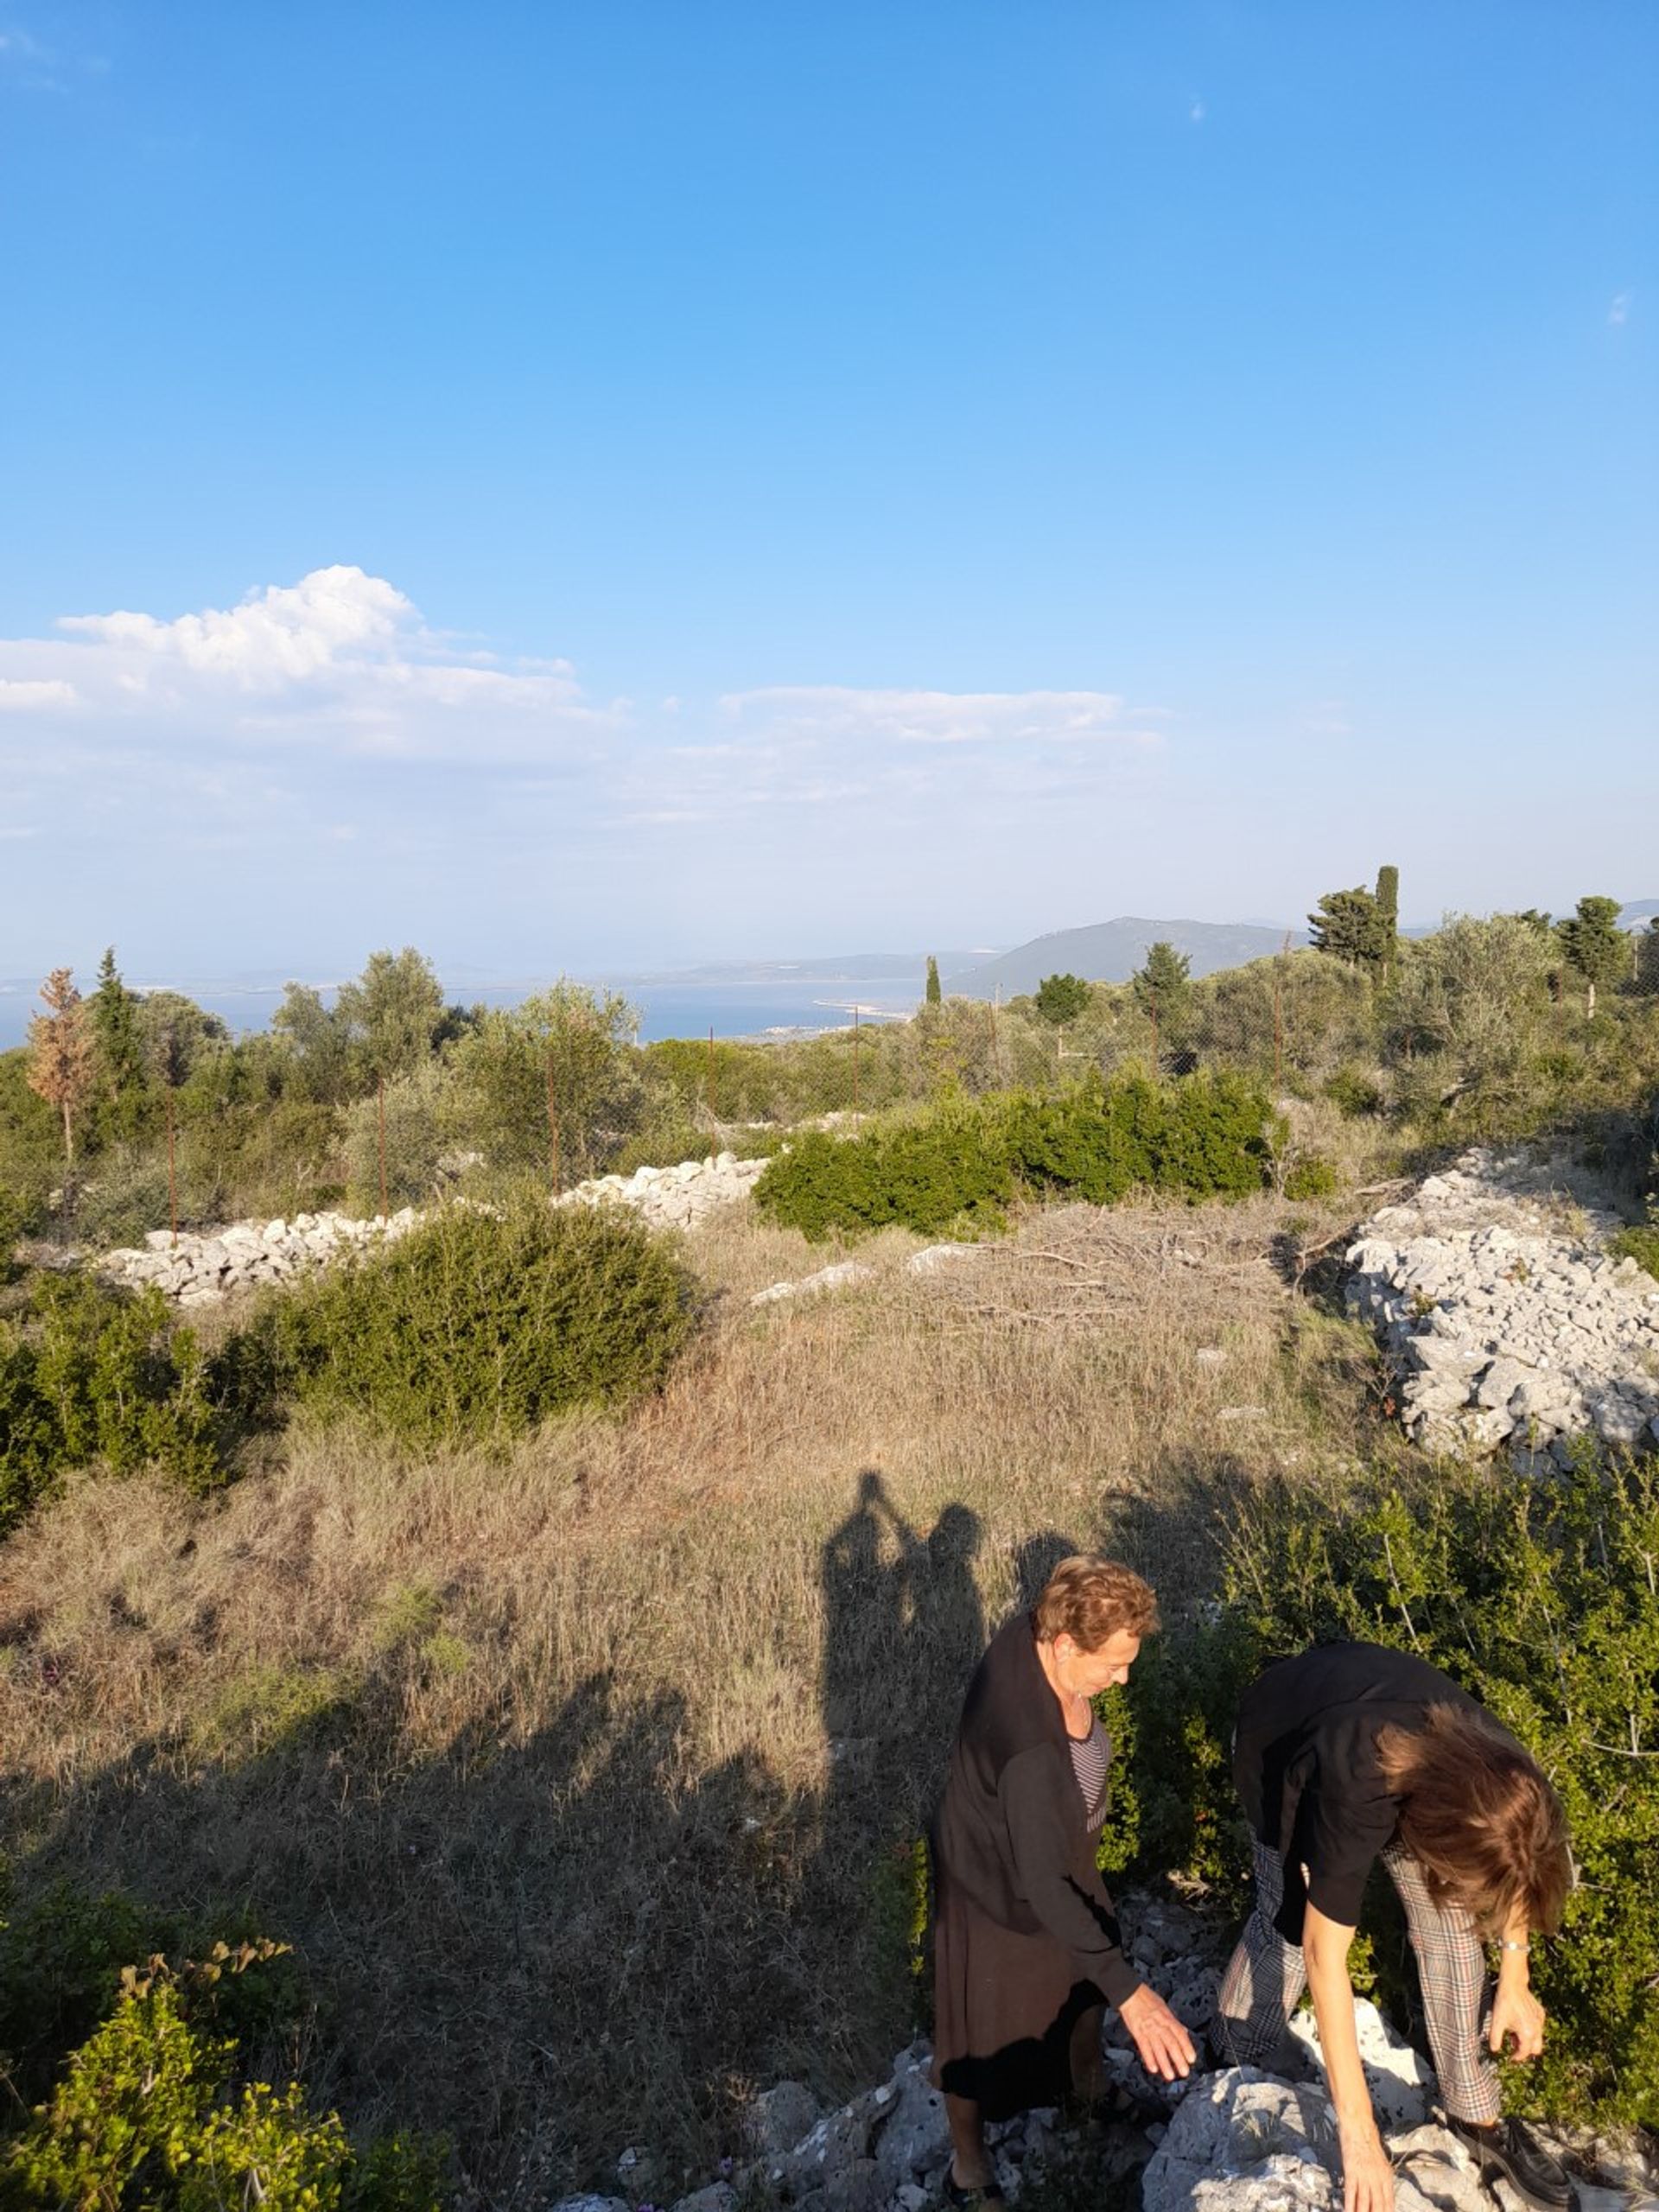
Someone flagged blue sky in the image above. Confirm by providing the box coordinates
[1,1,1654,980]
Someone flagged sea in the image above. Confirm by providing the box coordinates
[0,976,924,1052]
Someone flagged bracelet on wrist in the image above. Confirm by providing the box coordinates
[1497,1939,1529,1955]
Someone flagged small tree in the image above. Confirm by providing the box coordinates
[1555,896,1628,1017]
[1033,973,1090,1027]
[334,947,450,1079]
[1308,885,1387,972]
[26,969,97,1167]
[1132,941,1192,1026]
[453,981,645,1185]
[925,956,942,1007]
[91,947,148,1141]
[1374,866,1399,975]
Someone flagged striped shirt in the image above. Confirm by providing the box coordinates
[1068,1715,1111,1829]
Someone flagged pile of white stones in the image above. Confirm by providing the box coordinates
[1344,1145,1659,1464]
[558,1151,767,1233]
[98,1209,421,1307]
[557,1888,1655,2212]
[92,1152,772,1307]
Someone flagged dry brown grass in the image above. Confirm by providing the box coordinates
[0,1185,1386,2207]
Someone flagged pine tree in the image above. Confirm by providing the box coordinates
[1132,940,1192,1020]
[1555,896,1628,1016]
[1308,886,1385,970]
[27,969,97,1167]
[1033,973,1090,1027]
[925,956,942,1007]
[91,946,148,1139]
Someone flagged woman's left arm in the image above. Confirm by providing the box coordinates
[1488,1916,1547,2062]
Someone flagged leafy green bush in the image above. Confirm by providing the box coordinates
[341,1064,452,1213]
[1129,1456,1659,2125]
[1283,1153,1339,1200]
[1323,1065,1385,1119]
[0,1187,27,1285]
[1610,1220,1659,1281]
[753,1074,1274,1242]
[1,1278,225,1536]
[259,1201,696,1452]
[0,1946,446,2210]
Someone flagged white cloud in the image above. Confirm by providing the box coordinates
[719,685,1152,748]
[0,677,76,710]
[0,566,617,764]
[1608,289,1633,327]
[1190,99,1206,123]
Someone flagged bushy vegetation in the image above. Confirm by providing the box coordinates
[1117,1452,1659,2126]
[0,1922,446,2211]
[0,1278,229,1536]
[257,1201,697,1452]
[753,1072,1274,1241]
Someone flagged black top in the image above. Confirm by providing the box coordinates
[1233,1641,1492,1943]
[931,1611,1141,2009]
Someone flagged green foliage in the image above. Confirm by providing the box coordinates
[1555,895,1629,1005]
[1282,1154,1339,1200]
[1116,1615,1258,1905]
[1324,1065,1384,1119]
[753,1106,1014,1242]
[340,1063,454,1213]
[91,950,150,1146]
[1308,885,1389,973]
[1033,973,1091,1027]
[0,1186,28,1283]
[1609,1221,1659,1281]
[259,1201,696,1452]
[1192,1457,1659,2126]
[334,948,453,1082]
[1131,941,1192,1030]
[925,956,942,1007]
[451,982,645,1186]
[1,1277,224,1535]
[753,1074,1273,1241]
[1374,866,1400,971]
[0,1945,447,2212]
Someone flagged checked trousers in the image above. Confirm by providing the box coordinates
[1215,1840,1503,2124]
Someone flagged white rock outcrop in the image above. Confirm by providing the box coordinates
[559,1151,767,1234]
[1344,1146,1659,1460]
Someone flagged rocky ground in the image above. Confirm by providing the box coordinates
[1343,1144,1659,1463]
[556,1891,1656,2212]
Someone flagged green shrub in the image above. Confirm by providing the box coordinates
[1323,1065,1384,1119]
[0,1187,30,1284]
[341,1065,452,1213]
[1,1278,224,1536]
[259,1201,696,1452]
[0,1948,446,2210]
[1133,1456,1659,2126]
[1610,1220,1659,1281]
[753,1074,1274,1242]
[1283,1153,1339,1201]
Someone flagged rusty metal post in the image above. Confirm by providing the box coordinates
[1273,952,1285,1093]
[545,1049,562,1189]
[1149,984,1159,1075]
[708,1023,717,1115]
[378,1072,388,1219]
[852,1004,861,1115]
[166,1082,179,1243]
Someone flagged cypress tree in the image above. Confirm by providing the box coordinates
[925,956,942,1007]
[92,946,148,1139]
[1374,866,1400,973]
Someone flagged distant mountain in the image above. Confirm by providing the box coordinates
[1619,900,1659,927]
[946,918,1306,998]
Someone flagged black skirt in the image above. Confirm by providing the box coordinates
[929,1862,1105,2120]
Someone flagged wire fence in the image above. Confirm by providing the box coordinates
[10,939,1659,1254]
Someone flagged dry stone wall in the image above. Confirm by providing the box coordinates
[1344,1145,1659,1463]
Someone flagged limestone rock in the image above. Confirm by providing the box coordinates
[743,2079,823,2160]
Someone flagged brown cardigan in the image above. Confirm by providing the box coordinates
[932,1610,1141,2010]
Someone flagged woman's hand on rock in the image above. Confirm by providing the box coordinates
[1338,2122,1395,2212]
[1116,1985,1196,2082]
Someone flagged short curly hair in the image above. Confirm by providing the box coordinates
[1033,1555,1160,1651]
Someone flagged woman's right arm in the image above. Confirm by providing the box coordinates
[1302,1900,1394,2212]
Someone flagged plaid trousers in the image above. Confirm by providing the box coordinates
[1215,1839,1501,2124]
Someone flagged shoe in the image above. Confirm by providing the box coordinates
[1446,2116,1573,2210]
[943,2167,1006,2206]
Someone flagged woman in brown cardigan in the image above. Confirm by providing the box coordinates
[931,1557,1194,2201]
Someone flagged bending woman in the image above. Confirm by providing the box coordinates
[1217,1642,1573,2212]
[931,1557,1193,2202]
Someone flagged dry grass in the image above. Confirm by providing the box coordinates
[0,1185,1387,2207]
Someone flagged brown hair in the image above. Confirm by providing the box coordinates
[1377,1703,1573,1936]
[1033,1556,1160,1652]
